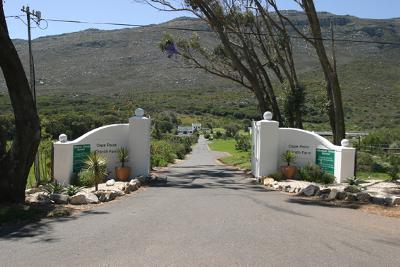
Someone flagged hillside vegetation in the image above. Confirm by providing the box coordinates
[1,11,400,132]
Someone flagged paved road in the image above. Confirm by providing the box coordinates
[1,136,400,267]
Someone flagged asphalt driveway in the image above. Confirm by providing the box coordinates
[1,136,399,267]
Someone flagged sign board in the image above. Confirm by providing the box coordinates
[316,148,335,174]
[73,144,91,173]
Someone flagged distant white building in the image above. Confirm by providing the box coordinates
[178,123,202,135]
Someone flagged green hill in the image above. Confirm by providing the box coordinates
[0,12,400,130]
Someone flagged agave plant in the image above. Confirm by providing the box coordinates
[64,185,82,196]
[84,151,108,191]
[117,147,129,168]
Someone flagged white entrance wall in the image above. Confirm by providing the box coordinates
[53,108,151,185]
[251,112,356,183]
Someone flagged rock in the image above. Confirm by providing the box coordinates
[130,179,141,187]
[356,192,372,203]
[106,179,116,186]
[385,196,400,206]
[326,189,338,201]
[371,196,386,205]
[345,193,357,202]
[318,188,331,196]
[288,187,297,193]
[299,185,320,197]
[344,185,361,193]
[95,190,117,202]
[263,178,275,186]
[25,192,52,204]
[70,192,99,205]
[25,187,43,195]
[113,189,125,197]
[336,191,347,200]
[283,185,291,192]
[319,193,329,200]
[49,193,69,204]
[272,184,281,190]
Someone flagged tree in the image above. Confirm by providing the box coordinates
[152,0,305,127]
[271,0,345,144]
[0,2,41,203]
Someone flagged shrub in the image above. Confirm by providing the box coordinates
[151,140,176,167]
[298,164,335,184]
[73,170,95,187]
[83,152,108,191]
[215,131,223,139]
[224,124,240,138]
[204,133,211,139]
[235,134,251,151]
[387,155,400,181]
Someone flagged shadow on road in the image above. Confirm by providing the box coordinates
[0,208,109,241]
[287,197,363,209]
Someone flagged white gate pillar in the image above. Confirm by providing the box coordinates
[253,112,280,177]
[128,108,151,178]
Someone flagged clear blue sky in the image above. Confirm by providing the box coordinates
[4,0,400,39]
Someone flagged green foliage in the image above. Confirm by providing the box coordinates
[234,134,251,151]
[73,170,95,187]
[359,128,400,148]
[117,147,129,167]
[43,181,64,194]
[83,152,108,190]
[344,185,362,193]
[387,155,400,181]
[65,185,81,196]
[215,131,223,139]
[298,164,336,184]
[346,176,362,186]
[281,151,296,166]
[151,134,198,167]
[151,140,176,167]
[224,124,240,138]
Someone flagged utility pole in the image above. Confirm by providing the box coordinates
[21,5,42,186]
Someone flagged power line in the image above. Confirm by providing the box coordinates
[7,15,400,46]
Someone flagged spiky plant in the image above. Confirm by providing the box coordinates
[282,150,296,166]
[84,151,108,191]
[117,147,129,168]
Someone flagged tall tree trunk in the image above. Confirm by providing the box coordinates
[0,3,41,203]
[302,0,345,144]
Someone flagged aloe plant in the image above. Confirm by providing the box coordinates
[84,151,108,191]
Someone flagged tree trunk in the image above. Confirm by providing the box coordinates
[302,0,345,144]
[0,3,41,203]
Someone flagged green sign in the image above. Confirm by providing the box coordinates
[73,144,91,173]
[316,148,335,174]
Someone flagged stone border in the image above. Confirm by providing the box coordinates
[262,178,400,207]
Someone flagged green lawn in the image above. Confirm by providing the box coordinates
[356,171,391,181]
[208,138,251,170]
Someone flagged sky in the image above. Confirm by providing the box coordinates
[4,0,400,39]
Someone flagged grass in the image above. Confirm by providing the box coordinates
[208,138,251,170]
[356,171,391,181]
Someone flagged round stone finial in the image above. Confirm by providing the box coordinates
[263,111,273,120]
[59,134,68,143]
[341,139,350,147]
[135,108,144,117]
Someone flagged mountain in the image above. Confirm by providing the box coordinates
[1,11,400,129]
